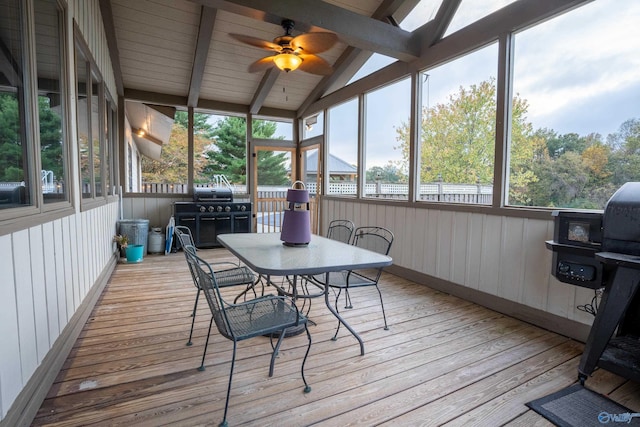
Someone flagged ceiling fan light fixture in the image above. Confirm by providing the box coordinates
[274,52,302,72]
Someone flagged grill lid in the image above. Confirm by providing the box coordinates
[193,187,233,202]
[603,182,640,255]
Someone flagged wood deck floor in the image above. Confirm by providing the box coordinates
[33,248,640,426]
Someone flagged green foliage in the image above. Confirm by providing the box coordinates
[0,93,62,182]
[366,163,405,183]
[203,116,288,185]
[394,78,640,209]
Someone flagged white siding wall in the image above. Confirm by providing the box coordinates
[71,0,117,97]
[0,203,119,420]
[323,199,597,327]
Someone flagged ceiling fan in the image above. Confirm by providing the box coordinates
[230,19,337,75]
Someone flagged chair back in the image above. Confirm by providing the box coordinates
[351,226,394,283]
[327,219,355,244]
[184,245,234,338]
[175,225,195,249]
[353,226,393,255]
[177,226,200,289]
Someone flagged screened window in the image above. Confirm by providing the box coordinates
[364,78,410,200]
[327,98,358,196]
[415,43,497,204]
[508,0,640,209]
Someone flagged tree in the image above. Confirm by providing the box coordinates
[203,116,289,185]
[0,93,63,182]
[366,163,405,183]
[396,78,540,203]
[142,118,210,183]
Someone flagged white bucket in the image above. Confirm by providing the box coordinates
[147,228,166,254]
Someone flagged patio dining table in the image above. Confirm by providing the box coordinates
[217,232,393,355]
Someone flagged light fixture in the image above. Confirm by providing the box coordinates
[305,114,318,131]
[273,52,302,72]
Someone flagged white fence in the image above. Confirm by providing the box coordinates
[139,181,493,204]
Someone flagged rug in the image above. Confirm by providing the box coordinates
[526,383,640,426]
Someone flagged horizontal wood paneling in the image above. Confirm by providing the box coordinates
[322,199,595,329]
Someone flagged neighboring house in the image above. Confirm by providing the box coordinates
[305,152,357,183]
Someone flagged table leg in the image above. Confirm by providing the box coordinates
[323,272,365,356]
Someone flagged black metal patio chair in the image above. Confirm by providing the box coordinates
[174,226,256,346]
[312,226,393,340]
[326,219,355,244]
[184,245,312,427]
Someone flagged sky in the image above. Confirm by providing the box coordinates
[323,0,640,168]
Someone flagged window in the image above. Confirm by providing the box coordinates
[0,0,30,210]
[193,112,246,187]
[36,0,69,204]
[327,98,358,196]
[1,0,71,213]
[254,117,292,140]
[444,0,518,37]
[415,43,498,204]
[364,78,411,200]
[74,33,115,203]
[508,0,640,209]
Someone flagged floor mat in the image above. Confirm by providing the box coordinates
[526,383,640,426]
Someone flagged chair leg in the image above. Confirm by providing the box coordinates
[187,288,201,346]
[269,330,287,377]
[220,341,238,427]
[198,316,214,371]
[344,288,353,309]
[302,322,312,393]
[376,285,389,330]
[332,290,342,341]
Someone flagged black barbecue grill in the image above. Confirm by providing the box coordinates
[546,182,640,384]
[174,187,252,248]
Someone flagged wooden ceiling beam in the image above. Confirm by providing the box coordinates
[188,0,420,62]
[298,0,419,117]
[249,67,279,115]
[411,0,462,51]
[188,6,217,108]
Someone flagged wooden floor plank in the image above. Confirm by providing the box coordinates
[32,250,640,427]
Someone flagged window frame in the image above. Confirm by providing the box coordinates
[0,0,74,226]
[73,26,116,209]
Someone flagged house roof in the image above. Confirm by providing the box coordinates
[306,151,356,174]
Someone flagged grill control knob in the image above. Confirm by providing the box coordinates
[208,206,215,213]
[199,205,206,213]
[225,206,231,212]
[240,205,246,212]
[217,205,223,212]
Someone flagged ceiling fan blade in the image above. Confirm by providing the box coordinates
[298,54,333,75]
[229,33,281,51]
[290,32,337,54]
[248,56,275,73]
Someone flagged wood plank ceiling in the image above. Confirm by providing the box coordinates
[103,0,445,118]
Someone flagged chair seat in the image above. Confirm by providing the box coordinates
[311,271,375,288]
[217,295,306,340]
[214,266,255,287]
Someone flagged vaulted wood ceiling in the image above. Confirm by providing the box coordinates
[100,0,589,124]
[101,0,455,119]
